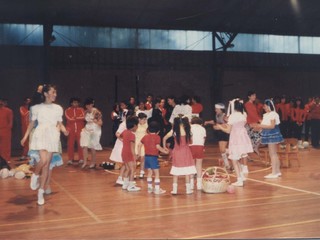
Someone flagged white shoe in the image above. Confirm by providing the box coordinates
[154,188,166,195]
[122,182,129,190]
[127,185,141,192]
[37,189,45,205]
[171,190,177,195]
[231,181,244,187]
[44,187,52,195]
[139,171,145,179]
[30,174,39,190]
[116,178,124,185]
[264,174,279,179]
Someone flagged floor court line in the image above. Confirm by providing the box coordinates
[52,179,103,223]
[1,195,317,235]
[186,218,320,239]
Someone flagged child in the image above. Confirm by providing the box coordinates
[138,121,169,194]
[135,112,148,178]
[110,110,135,185]
[204,103,230,169]
[80,98,103,169]
[121,116,140,191]
[253,99,284,179]
[190,117,206,190]
[163,115,197,195]
[217,99,253,187]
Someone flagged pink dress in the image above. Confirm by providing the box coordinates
[228,112,253,160]
[170,136,197,176]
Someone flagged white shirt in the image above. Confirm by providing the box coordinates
[31,103,63,125]
[227,112,247,125]
[169,104,192,124]
[261,111,280,125]
[190,124,206,146]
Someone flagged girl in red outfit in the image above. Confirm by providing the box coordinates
[121,116,140,191]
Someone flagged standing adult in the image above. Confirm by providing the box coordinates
[244,91,262,162]
[0,98,13,162]
[21,84,69,205]
[65,97,85,165]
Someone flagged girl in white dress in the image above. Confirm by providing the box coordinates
[21,84,69,205]
[80,98,103,169]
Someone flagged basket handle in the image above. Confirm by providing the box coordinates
[202,166,230,179]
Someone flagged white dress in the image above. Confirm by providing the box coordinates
[30,103,63,152]
[109,121,126,162]
[134,123,148,155]
[80,109,102,150]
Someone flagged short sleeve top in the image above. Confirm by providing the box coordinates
[31,103,63,125]
[261,111,280,125]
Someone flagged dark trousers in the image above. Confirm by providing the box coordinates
[304,120,311,141]
[279,120,289,138]
[293,123,303,140]
[311,119,320,147]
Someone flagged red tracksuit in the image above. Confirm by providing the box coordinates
[0,106,13,161]
[65,106,85,161]
[20,105,29,156]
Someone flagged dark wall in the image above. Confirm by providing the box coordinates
[1,46,320,152]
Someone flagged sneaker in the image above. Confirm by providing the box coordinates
[231,181,244,187]
[139,171,145,179]
[67,160,73,165]
[127,185,141,192]
[186,189,193,195]
[30,174,39,190]
[44,187,52,195]
[264,174,279,179]
[171,190,177,195]
[116,178,124,185]
[154,188,166,195]
[122,181,129,190]
[37,189,45,205]
[147,187,153,193]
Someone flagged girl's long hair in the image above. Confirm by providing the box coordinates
[173,115,191,145]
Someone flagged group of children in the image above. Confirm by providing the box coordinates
[111,109,207,195]
[111,95,285,194]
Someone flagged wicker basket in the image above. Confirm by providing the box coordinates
[202,166,230,193]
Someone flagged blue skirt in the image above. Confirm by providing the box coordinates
[261,125,284,144]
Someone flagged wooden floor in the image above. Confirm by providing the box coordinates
[1,144,320,239]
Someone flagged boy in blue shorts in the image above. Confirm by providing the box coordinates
[138,121,168,194]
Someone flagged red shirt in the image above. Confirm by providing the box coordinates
[276,103,290,121]
[121,129,135,162]
[141,133,161,156]
[291,108,306,124]
[19,105,29,128]
[244,101,261,124]
[310,104,320,120]
[65,107,85,133]
[0,106,13,130]
[191,103,203,114]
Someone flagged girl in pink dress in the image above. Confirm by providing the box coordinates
[163,116,196,195]
[217,99,253,187]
